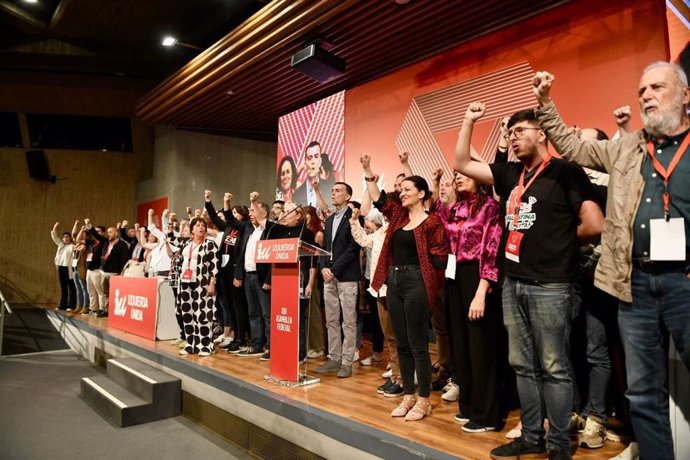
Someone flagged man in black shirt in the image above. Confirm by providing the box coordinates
[86,220,130,318]
[454,104,603,460]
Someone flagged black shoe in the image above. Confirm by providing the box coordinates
[431,377,448,391]
[454,412,471,423]
[548,448,571,460]
[462,421,496,433]
[489,438,548,460]
[225,341,243,353]
[377,379,394,394]
[96,311,108,318]
[383,381,404,397]
[259,351,270,361]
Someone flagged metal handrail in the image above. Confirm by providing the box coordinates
[0,288,13,356]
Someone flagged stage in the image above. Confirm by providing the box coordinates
[44,306,622,460]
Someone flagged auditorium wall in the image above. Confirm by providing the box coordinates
[343,0,669,194]
[0,72,155,304]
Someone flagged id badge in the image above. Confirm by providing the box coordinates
[182,269,193,281]
[445,255,456,280]
[650,218,686,261]
[221,254,230,267]
[86,253,93,262]
[505,231,524,263]
[72,259,78,268]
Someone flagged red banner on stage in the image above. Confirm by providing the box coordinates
[255,238,299,263]
[109,276,158,340]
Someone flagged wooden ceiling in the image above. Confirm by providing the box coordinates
[136,0,569,139]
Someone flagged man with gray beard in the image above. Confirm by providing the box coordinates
[533,62,690,460]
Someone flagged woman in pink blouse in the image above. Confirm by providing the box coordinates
[433,169,504,433]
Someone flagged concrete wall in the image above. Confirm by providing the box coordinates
[136,126,276,214]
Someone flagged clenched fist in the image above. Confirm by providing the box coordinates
[532,71,555,105]
[464,102,486,122]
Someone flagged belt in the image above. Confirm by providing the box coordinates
[246,271,257,274]
[392,265,420,272]
[632,259,687,274]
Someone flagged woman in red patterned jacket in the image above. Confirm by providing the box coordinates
[360,153,450,421]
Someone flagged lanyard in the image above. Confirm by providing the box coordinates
[186,241,197,272]
[509,155,552,228]
[646,131,690,221]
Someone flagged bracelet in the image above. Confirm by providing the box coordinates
[364,175,377,182]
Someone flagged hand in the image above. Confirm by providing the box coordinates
[304,283,313,298]
[186,206,192,216]
[74,219,80,226]
[207,283,216,298]
[261,283,271,291]
[204,190,212,202]
[359,153,371,172]
[432,168,443,182]
[398,151,409,164]
[122,220,129,228]
[224,192,233,203]
[233,278,243,288]
[613,105,632,128]
[84,218,91,226]
[468,295,485,321]
[134,223,140,231]
[250,192,260,203]
[498,116,510,149]
[349,205,361,221]
[321,268,334,282]
[116,221,121,229]
[499,116,510,137]
[148,208,154,216]
[162,208,169,219]
[53,222,60,231]
[532,71,555,105]
[465,102,486,122]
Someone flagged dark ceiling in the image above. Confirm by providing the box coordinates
[0,0,265,79]
[1,0,570,140]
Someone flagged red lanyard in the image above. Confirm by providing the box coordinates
[646,131,690,220]
[509,154,552,228]
[186,241,197,271]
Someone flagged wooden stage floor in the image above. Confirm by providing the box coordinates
[47,306,624,460]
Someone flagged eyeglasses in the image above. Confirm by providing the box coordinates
[504,127,541,141]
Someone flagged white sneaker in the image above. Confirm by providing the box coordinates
[442,377,454,392]
[505,421,522,439]
[360,353,383,366]
[178,340,188,349]
[217,337,233,348]
[213,334,226,344]
[382,368,393,379]
[441,383,459,402]
[609,442,639,460]
[307,349,324,359]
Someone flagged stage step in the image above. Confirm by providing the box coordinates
[80,358,181,427]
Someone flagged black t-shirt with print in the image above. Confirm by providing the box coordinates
[489,158,597,283]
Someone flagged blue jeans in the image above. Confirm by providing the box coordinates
[503,277,576,452]
[619,269,690,460]
[245,273,271,351]
[73,271,88,307]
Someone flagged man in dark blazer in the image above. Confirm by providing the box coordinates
[314,182,362,378]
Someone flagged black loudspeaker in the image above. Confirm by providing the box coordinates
[25,150,55,183]
[291,43,345,83]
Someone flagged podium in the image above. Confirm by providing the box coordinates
[255,237,331,386]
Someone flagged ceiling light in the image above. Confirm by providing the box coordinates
[24,0,39,3]
[162,36,178,47]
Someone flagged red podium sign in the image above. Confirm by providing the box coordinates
[109,276,158,340]
[256,238,300,382]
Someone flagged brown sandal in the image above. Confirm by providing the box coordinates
[404,399,432,421]
[391,396,416,417]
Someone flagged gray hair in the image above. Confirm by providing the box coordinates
[643,61,688,88]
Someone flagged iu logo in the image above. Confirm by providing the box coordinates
[256,243,271,261]
[113,289,127,317]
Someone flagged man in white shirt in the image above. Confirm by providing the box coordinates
[51,221,76,310]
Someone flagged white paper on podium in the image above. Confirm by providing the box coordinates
[650,218,686,261]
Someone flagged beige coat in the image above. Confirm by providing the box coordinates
[537,102,647,302]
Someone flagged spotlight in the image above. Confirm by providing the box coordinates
[162,36,178,47]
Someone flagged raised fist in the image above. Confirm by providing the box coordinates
[122,220,129,228]
[204,190,212,202]
[359,153,371,171]
[465,102,486,122]
[532,71,555,103]
[499,116,510,136]
[432,168,444,182]
[148,208,154,216]
[224,192,233,202]
[398,151,409,164]
[613,105,632,128]
[186,206,192,215]
[250,192,260,203]
[53,222,60,230]
[84,218,91,225]
[349,205,361,221]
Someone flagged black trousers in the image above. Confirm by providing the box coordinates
[216,269,237,331]
[364,279,384,353]
[447,261,501,426]
[57,266,76,309]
